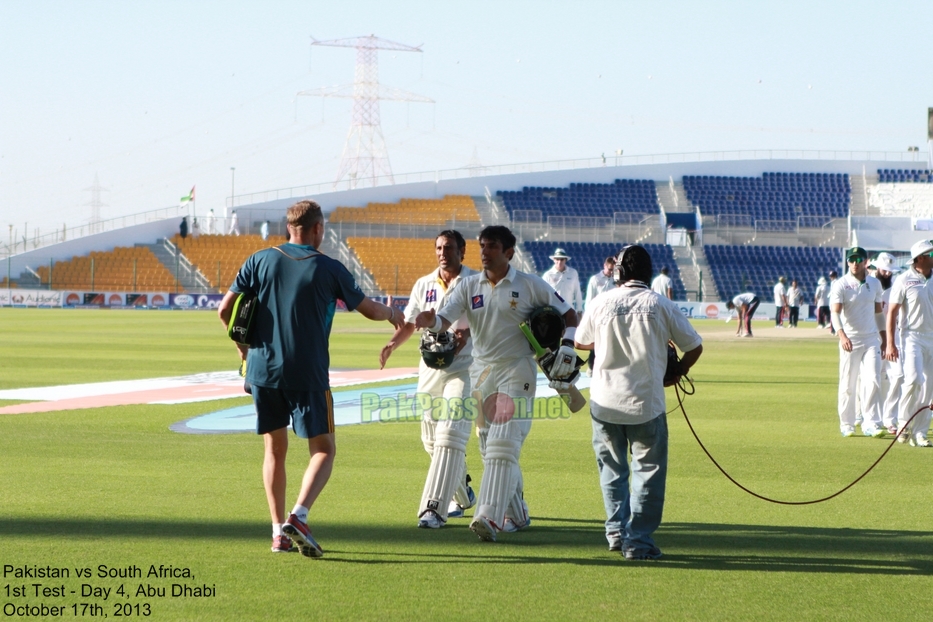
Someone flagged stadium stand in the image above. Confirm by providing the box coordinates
[346,237,483,296]
[1,276,14,288]
[172,234,280,290]
[522,241,686,300]
[704,244,841,301]
[328,195,480,225]
[877,169,933,183]
[497,179,659,222]
[36,246,177,291]
[683,172,850,229]
[869,170,933,217]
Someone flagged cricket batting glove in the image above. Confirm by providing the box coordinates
[549,344,579,380]
[548,376,578,391]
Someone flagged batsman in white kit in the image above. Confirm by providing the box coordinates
[416,226,578,542]
[379,231,478,528]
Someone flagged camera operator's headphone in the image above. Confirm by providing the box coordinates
[612,245,634,285]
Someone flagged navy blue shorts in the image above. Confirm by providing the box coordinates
[251,386,334,438]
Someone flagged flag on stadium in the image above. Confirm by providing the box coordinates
[180,186,196,205]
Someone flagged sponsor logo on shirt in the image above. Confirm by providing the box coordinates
[471,294,484,309]
[511,291,519,297]
[425,289,437,303]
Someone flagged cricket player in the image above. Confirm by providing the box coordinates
[219,200,405,557]
[831,246,886,438]
[873,253,902,435]
[773,276,788,327]
[885,240,933,447]
[379,230,478,528]
[415,226,577,542]
[585,256,617,310]
[726,292,759,337]
[542,247,584,312]
[650,267,674,300]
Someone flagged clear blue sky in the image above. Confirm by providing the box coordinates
[1,0,931,237]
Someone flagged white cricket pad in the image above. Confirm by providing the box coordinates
[474,421,523,529]
[419,419,471,521]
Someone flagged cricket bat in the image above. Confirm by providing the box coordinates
[471,365,492,433]
[518,322,587,413]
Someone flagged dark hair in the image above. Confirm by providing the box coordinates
[660,266,669,275]
[726,301,736,310]
[604,255,616,265]
[615,245,653,284]
[437,229,466,251]
[478,225,516,251]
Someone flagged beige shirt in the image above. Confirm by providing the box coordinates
[578,285,702,425]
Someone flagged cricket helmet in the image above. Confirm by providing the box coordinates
[420,330,458,369]
[527,305,565,352]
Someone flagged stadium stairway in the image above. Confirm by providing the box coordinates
[671,245,719,301]
[142,240,210,292]
[849,174,871,216]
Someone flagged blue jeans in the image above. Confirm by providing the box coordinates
[591,413,668,554]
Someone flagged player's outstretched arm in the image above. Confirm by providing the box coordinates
[380,322,416,369]
[414,308,452,333]
[357,297,406,329]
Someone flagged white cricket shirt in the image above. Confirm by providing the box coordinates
[829,273,883,341]
[889,267,933,335]
[585,272,615,310]
[732,292,757,307]
[814,283,829,307]
[438,265,571,364]
[404,266,477,373]
[650,274,673,298]
[542,265,584,311]
[773,282,786,306]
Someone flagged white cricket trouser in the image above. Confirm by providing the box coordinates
[838,337,882,431]
[417,364,472,520]
[882,356,904,430]
[897,332,933,438]
[471,357,537,530]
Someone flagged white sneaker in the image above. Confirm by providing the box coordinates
[909,434,932,448]
[469,516,498,542]
[502,500,531,533]
[417,510,443,529]
[862,426,886,438]
[841,426,855,438]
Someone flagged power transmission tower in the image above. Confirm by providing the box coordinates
[298,35,433,189]
[84,173,109,233]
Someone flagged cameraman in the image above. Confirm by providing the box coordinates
[575,245,702,560]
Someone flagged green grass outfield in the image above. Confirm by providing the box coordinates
[1,308,931,621]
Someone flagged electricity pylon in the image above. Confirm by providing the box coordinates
[298,35,433,189]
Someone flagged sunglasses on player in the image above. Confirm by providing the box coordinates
[847,257,864,264]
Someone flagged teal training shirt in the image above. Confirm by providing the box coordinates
[231,243,366,391]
